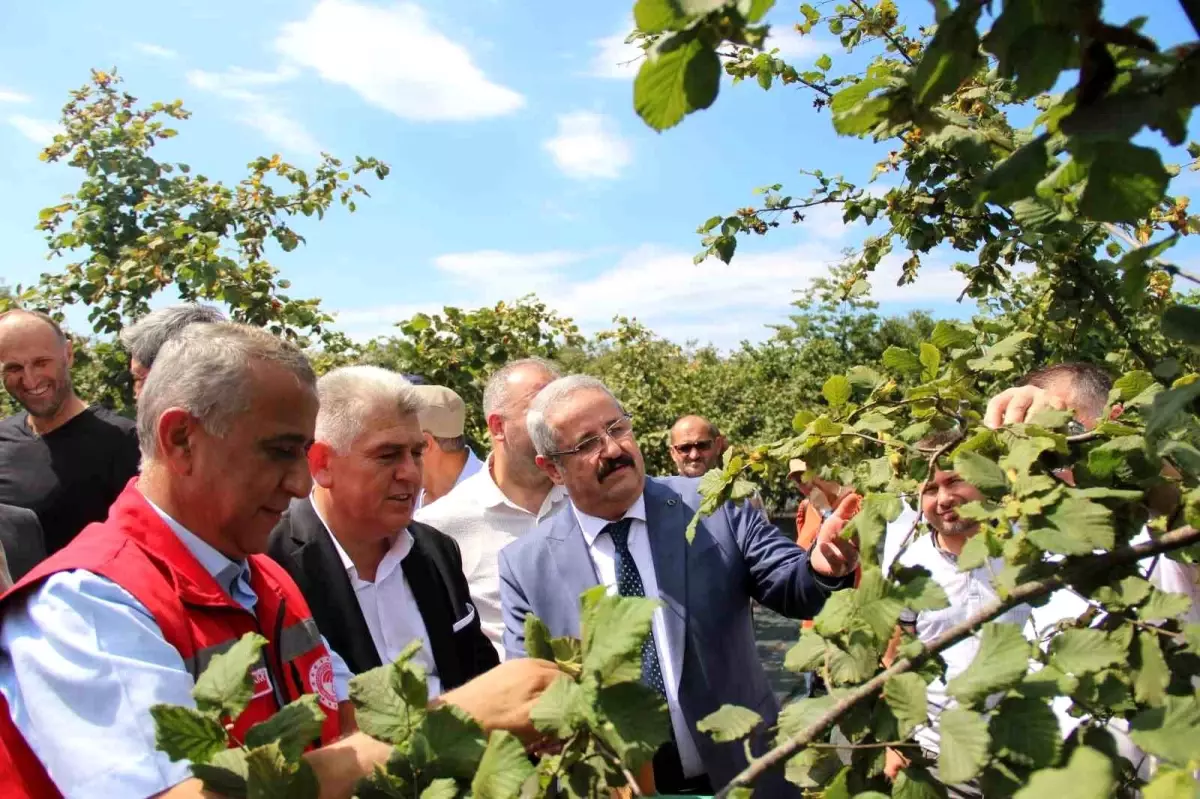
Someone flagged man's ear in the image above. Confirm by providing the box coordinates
[535,454,565,486]
[308,441,336,488]
[715,434,727,453]
[156,408,199,474]
[422,431,436,452]
[486,412,505,443]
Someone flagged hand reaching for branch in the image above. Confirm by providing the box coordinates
[984,385,1064,428]
[810,493,862,578]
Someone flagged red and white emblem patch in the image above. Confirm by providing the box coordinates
[250,666,273,700]
[309,654,338,710]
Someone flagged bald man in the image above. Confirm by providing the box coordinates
[668,415,727,478]
[0,310,140,555]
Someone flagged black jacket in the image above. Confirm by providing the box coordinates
[267,498,497,690]
[0,502,46,587]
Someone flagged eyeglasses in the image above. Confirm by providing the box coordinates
[548,414,634,459]
[672,439,714,456]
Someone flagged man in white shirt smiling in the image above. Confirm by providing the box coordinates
[415,358,570,657]
[269,366,498,695]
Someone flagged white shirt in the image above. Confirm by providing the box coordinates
[415,456,569,659]
[574,495,705,779]
[311,501,442,698]
[415,449,485,511]
[896,532,1032,754]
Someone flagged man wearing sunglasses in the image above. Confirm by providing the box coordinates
[668,416,726,477]
[498,376,860,796]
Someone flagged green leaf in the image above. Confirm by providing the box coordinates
[929,321,974,351]
[191,749,249,797]
[947,623,1030,706]
[1139,587,1193,622]
[910,2,983,106]
[245,741,319,799]
[988,697,1061,769]
[891,565,950,612]
[1077,142,1170,223]
[420,779,459,799]
[697,704,764,743]
[633,0,686,33]
[192,632,267,719]
[529,675,584,738]
[951,451,1008,498]
[882,346,923,376]
[1145,380,1200,439]
[776,692,841,743]
[1143,769,1200,799]
[883,673,927,738]
[596,680,671,765]
[1130,694,1200,766]
[785,631,827,673]
[1013,746,1113,799]
[471,731,536,799]
[414,704,486,779]
[1132,630,1170,707]
[244,695,324,760]
[1162,305,1200,348]
[1028,497,1115,555]
[634,36,720,132]
[151,704,228,763]
[524,614,554,660]
[1049,629,1124,675]
[744,0,775,23]
[967,331,1033,372]
[831,78,889,136]
[918,343,941,382]
[349,655,427,745]
[892,767,946,799]
[816,53,833,71]
[937,708,990,785]
[785,748,843,788]
[581,593,660,685]
[978,134,1050,205]
[1112,370,1157,401]
[823,374,852,407]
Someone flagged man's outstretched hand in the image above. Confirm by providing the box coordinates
[984,385,1062,428]
[809,493,862,578]
[436,657,562,742]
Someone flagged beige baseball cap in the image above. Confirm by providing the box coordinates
[414,385,466,438]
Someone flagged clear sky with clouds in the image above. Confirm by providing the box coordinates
[1,0,1196,349]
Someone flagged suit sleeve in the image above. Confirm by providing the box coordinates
[730,500,852,619]
[497,547,531,661]
[443,536,499,674]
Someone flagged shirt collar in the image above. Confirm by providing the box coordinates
[143,496,247,597]
[575,493,647,548]
[474,453,569,519]
[310,492,414,581]
[457,449,484,485]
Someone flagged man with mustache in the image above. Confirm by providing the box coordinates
[268,366,497,693]
[668,415,726,478]
[883,431,1032,793]
[416,358,570,657]
[0,310,140,556]
[500,375,861,795]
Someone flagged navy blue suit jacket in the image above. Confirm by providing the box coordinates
[499,475,849,791]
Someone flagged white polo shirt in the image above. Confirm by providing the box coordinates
[414,456,569,658]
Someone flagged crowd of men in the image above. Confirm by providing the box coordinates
[0,304,1195,798]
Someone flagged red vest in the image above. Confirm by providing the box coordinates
[0,483,342,798]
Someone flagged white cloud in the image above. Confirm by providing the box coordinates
[186,67,320,157]
[8,115,60,145]
[333,244,969,347]
[543,112,632,180]
[134,42,178,59]
[765,27,829,61]
[0,89,31,104]
[589,19,643,79]
[275,0,523,121]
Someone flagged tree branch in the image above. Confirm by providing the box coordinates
[849,0,915,65]
[715,524,1200,797]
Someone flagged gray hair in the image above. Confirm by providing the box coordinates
[120,304,227,368]
[315,365,421,453]
[137,322,315,459]
[482,357,561,419]
[527,374,621,459]
[432,434,467,453]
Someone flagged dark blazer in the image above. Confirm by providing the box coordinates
[500,476,852,793]
[267,498,497,690]
[0,503,47,588]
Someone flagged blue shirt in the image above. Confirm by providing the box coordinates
[0,498,352,799]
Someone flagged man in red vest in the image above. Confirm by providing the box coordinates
[0,322,559,799]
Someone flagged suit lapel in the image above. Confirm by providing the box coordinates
[401,532,460,689]
[292,499,381,674]
[643,479,690,690]
[547,510,601,616]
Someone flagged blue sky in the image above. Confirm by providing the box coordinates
[1,0,1196,349]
